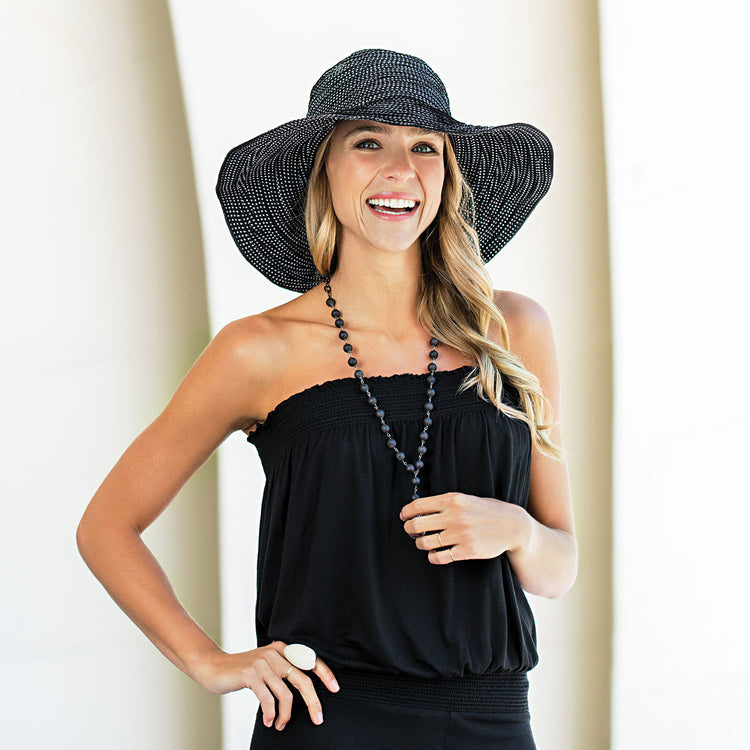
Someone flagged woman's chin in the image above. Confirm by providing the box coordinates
[363,227,425,255]
[369,238,422,257]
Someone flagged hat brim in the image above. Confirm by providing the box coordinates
[216,102,552,292]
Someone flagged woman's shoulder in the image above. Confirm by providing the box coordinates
[211,295,320,376]
[493,289,550,327]
[209,312,283,375]
[491,289,556,365]
[207,291,334,426]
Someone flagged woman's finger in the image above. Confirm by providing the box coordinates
[404,512,445,537]
[415,531,452,551]
[264,642,339,725]
[400,492,459,521]
[269,640,339,693]
[312,655,340,693]
[286,669,324,725]
[244,670,279,728]
[427,545,460,565]
[255,660,294,730]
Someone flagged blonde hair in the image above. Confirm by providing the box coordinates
[305,128,561,459]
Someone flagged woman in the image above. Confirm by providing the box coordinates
[78,49,576,749]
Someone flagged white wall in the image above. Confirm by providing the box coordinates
[0,2,220,748]
[166,1,612,748]
[598,3,750,747]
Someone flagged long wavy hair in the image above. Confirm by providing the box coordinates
[305,128,561,459]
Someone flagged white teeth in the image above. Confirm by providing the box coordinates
[367,197,417,209]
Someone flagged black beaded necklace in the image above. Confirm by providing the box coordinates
[323,276,438,503]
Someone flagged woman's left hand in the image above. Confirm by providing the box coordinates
[400,492,530,565]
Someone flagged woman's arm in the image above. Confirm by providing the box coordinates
[77,317,338,730]
[499,290,577,598]
[400,291,577,599]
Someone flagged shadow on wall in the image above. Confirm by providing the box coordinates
[97,0,223,745]
[0,0,221,747]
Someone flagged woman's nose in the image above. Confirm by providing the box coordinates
[382,149,415,182]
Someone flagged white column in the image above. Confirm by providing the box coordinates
[598,2,750,747]
[0,2,220,748]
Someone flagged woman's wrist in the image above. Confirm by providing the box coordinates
[181,642,228,690]
[506,502,535,557]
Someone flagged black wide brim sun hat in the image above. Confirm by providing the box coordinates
[217,48,553,293]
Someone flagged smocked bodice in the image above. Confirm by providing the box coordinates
[247,366,537,678]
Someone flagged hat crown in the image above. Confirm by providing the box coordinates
[307,49,452,118]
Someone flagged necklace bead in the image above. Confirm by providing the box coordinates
[323,276,439,504]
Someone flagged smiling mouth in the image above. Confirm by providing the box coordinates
[366,197,419,215]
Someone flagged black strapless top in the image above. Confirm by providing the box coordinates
[246,366,537,678]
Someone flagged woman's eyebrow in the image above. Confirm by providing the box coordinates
[343,124,441,140]
[342,124,389,139]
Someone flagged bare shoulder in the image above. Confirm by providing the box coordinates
[204,303,307,411]
[160,313,278,437]
[492,290,555,361]
[490,289,561,410]
[202,289,335,429]
[209,311,288,377]
[493,289,551,331]
[209,290,320,372]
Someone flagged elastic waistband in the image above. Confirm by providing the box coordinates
[331,669,529,714]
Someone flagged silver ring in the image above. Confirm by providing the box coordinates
[438,532,445,548]
[448,547,455,562]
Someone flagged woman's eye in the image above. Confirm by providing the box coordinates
[413,143,439,154]
[354,140,379,150]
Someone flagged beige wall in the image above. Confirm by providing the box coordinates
[481,5,613,747]
[0,2,220,748]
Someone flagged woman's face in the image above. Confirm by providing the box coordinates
[324,120,445,259]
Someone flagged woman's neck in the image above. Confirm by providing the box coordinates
[327,246,424,336]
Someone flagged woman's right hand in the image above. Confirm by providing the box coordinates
[196,641,340,731]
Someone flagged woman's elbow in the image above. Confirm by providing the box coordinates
[76,507,98,565]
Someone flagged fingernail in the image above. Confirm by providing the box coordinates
[399,511,403,520]
[331,679,340,691]
[314,712,324,725]
[264,718,273,728]
[277,723,286,731]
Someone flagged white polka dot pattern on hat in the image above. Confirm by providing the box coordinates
[216,49,553,293]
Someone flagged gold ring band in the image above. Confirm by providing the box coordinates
[448,547,455,562]
[438,531,445,547]
[284,666,295,678]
